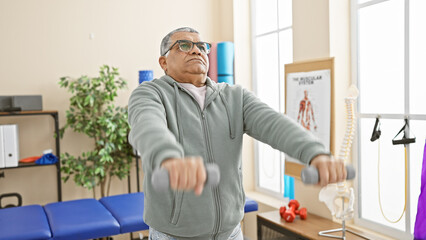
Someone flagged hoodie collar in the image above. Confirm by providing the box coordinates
[161,75,218,92]
[162,75,234,139]
[161,75,220,110]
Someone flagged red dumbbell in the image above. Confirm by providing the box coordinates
[279,200,308,222]
[296,207,307,220]
[279,205,287,218]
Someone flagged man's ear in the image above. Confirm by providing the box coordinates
[159,56,167,72]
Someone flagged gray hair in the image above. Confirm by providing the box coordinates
[160,27,199,56]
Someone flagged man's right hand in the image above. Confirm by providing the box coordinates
[160,157,207,196]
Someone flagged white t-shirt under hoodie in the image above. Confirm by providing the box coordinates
[178,82,207,110]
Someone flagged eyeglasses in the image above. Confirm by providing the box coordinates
[163,40,211,56]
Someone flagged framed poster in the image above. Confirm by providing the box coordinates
[284,57,334,179]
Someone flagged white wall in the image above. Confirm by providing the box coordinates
[233,0,255,192]
[293,0,330,61]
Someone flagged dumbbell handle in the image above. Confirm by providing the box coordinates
[152,163,220,192]
[301,165,355,184]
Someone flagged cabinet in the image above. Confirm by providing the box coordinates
[0,110,62,203]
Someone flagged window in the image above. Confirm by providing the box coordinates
[252,0,293,197]
[353,0,426,238]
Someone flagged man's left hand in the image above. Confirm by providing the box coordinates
[309,154,347,187]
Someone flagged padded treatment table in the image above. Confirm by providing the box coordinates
[0,193,257,239]
[99,193,256,233]
[44,199,120,240]
[100,192,149,233]
[0,205,52,240]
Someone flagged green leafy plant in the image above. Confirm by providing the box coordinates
[59,65,134,198]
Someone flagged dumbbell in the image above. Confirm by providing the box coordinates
[301,165,356,184]
[152,163,220,192]
[279,199,307,222]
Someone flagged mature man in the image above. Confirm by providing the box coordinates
[128,27,346,240]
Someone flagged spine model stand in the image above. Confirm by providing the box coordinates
[318,85,369,239]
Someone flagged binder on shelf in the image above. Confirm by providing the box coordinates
[0,126,4,168]
[1,124,19,168]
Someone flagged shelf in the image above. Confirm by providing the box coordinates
[0,162,57,169]
[0,110,62,202]
[0,110,58,116]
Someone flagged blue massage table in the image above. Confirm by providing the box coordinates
[0,192,257,240]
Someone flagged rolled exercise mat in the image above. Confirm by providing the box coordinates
[283,175,295,200]
[207,43,218,82]
[139,70,153,84]
[217,76,234,85]
[217,41,234,85]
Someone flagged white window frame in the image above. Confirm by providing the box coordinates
[351,0,426,239]
[251,0,293,199]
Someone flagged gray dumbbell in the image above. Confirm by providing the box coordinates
[301,165,355,184]
[152,163,220,192]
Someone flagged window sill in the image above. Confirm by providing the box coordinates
[245,190,287,210]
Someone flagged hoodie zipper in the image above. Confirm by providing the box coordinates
[219,92,235,139]
[175,85,222,239]
[201,112,221,239]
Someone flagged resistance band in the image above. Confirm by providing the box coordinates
[377,138,407,223]
[373,118,415,223]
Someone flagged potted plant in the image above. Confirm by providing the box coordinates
[59,65,134,198]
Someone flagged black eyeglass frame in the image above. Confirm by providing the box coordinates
[162,40,212,56]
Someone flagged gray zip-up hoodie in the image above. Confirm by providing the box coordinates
[128,75,329,239]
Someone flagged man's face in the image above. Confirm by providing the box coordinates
[159,31,209,85]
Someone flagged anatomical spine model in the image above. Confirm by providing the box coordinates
[319,85,359,221]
